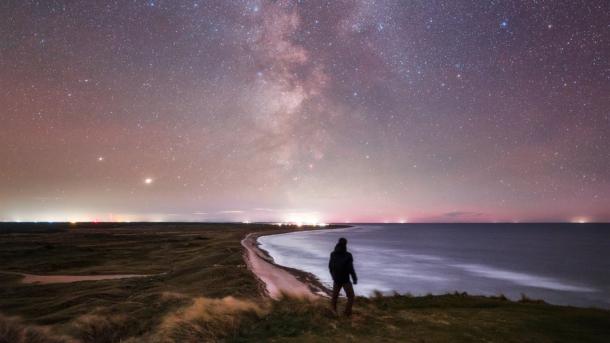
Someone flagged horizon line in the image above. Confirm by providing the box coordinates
[0,221,608,225]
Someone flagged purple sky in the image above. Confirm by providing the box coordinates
[1,1,609,223]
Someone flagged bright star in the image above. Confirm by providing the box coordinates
[144,178,154,185]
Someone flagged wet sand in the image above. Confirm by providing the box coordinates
[242,230,330,300]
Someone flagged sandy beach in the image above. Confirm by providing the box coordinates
[241,229,331,300]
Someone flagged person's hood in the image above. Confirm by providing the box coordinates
[334,242,347,253]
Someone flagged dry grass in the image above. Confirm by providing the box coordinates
[157,296,265,342]
[0,314,70,343]
[2,288,610,343]
[69,314,132,343]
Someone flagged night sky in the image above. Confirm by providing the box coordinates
[1,1,609,223]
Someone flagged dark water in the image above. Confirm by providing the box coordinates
[259,223,610,308]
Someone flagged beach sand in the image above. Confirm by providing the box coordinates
[242,230,330,299]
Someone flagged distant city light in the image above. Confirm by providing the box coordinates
[281,211,327,227]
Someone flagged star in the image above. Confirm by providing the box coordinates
[1,0,608,223]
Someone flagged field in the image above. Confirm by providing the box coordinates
[1,223,609,342]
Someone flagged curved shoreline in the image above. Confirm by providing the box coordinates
[241,227,339,299]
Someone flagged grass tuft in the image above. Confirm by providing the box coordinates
[519,293,546,304]
[70,314,132,343]
[0,314,69,343]
[157,296,265,342]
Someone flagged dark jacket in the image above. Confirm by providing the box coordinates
[329,245,357,284]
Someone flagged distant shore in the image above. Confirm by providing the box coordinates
[242,225,350,299]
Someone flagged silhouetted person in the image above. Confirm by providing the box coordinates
[329,237,357,316]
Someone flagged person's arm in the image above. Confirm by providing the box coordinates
[348,253,358,284]
[329,253,335,280]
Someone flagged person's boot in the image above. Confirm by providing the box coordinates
[344,296,354,316]
[331,298,338,315]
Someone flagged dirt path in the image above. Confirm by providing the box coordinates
[242,232,323,300]
[0,270,151,284]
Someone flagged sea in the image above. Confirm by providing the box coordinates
[259,223,610,308]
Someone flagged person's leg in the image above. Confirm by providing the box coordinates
[343,282,354,316]
[331,282,341,313]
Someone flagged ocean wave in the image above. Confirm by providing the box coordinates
[451,263,597,293]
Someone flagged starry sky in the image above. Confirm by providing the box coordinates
[1,0,609,223]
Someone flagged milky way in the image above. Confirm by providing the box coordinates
[1,1,609,223]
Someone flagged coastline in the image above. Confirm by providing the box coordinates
[2,223,609,341]
[242,225,349,299]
